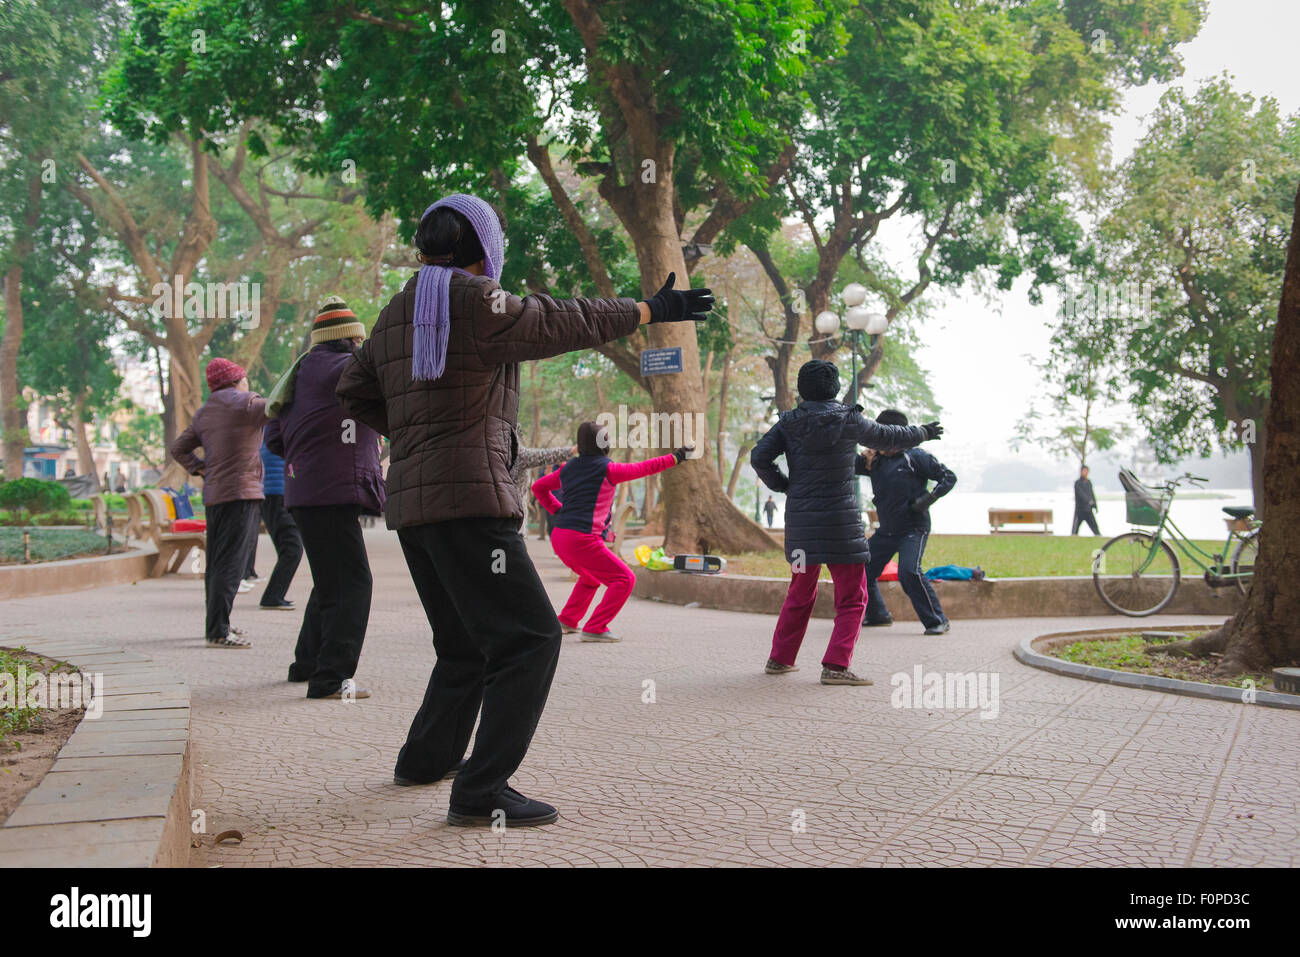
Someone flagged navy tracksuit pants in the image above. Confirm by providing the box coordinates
[864,529,946,629]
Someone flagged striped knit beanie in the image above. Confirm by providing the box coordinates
[310,295,366,345]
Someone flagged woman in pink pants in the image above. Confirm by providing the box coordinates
[532,421,689,642]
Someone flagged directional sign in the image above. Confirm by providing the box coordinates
[640,347,683,376]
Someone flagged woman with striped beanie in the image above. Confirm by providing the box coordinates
[265,295,385,701]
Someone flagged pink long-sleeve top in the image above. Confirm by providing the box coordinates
[533,452,677,538]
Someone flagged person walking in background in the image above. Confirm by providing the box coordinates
[752,361,941,685]
[508,430,574,535]
[170,358,268,649]
[763,495,778,528]
[255,432,303,610]
[266,296,384,700]
[859,409,957,636]
[1072,464,1101,535]
[533,421,688,642]
[337,192,713,828]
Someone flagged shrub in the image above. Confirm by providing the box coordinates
[0,479,73,522]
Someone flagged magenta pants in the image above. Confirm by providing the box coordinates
[769,562,867,669]
[550,528,637,634]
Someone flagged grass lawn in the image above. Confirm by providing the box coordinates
[1046,632,1276,692]
[0,528,110,564]
[727,533,1225,579]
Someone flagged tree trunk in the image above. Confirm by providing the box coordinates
[1,169,41,478]
[1151,184,1300,674]
[1247,416,1267,521]
[715,349,731,481]
[70,393,100,492]
[726,440,755,499]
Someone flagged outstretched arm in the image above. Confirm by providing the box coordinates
[605,453,679,484]
[512,445,571,483]
[849,411,929,451]
[750,424,790,493]
[469,277,643,365]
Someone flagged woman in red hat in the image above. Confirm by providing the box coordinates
[170,358,269,648]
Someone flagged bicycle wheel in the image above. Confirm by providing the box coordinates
[1231,529,1260,597]
[1092,532,1181,617]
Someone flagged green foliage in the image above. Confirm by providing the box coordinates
[113,402,165,469]
[1063,78,1300,463]
[0,478,73,520]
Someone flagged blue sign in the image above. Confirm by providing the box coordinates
[640,347,683,376]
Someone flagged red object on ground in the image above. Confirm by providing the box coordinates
[878,560,899,582]
[173,519,206,532]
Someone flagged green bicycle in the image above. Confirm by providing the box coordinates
[1091,468,1260,617]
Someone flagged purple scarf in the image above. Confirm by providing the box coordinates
[411,193,505,381]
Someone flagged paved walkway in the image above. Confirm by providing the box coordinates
[1,529,1295,867]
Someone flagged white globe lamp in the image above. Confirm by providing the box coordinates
[844,305,872,331]
[814,310,840,335]
[841,283,868,307]
[864,311,889,336]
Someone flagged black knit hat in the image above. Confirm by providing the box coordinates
[876,409,908,426]
[311,295,366,345]
[797,359,840,401]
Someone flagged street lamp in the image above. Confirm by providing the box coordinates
[814,285,890,510]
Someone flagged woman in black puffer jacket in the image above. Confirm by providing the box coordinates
[750,360,941,685]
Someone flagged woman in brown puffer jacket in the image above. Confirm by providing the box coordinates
[336,192,713,828]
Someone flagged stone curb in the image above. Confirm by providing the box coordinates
[0,637,193,867]
[632,567,1240,621]
[1013,626,1300,711]
[0,546,157,601]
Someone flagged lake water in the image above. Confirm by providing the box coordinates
[760,487,1256,541]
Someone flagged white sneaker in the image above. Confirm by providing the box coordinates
[580,631,622,643]
[237,580,254,593]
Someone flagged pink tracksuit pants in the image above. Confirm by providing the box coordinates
[550,528,637,634]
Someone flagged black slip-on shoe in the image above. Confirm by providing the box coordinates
[864,617,894,627]
[923,621,951,636]
[260,599,295,610]
[446,787,558,828]
[394,759,468,787]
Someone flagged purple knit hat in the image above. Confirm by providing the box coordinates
[411,193,505,381]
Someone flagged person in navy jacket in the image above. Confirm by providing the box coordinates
[254,436,303,610]
[858,408,957,635]
[533,421,687,641]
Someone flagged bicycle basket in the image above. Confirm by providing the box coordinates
[1118,468,1167,526]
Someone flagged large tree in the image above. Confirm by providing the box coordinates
[1150,182,1300,674]
[1081,79,1300,514]
[736,0,1204,410]
[0,0,121,477]
[104,0,844,551]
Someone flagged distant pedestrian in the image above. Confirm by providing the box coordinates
[533,421,688,642]
[763,495,777,528]
[266,296,384,700]
[170,358,268,648]
[255,433,303,610]
[859,410,957,636]
[1072,464,1101,535]
[751,361,941,685]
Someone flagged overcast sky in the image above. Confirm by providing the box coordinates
[910,0,1299,487]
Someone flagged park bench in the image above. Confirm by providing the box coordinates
[90,493,108,532]
[140,488,206,577]
[989,507,1053,534]
[121,492,147,542]
[611,501,640,559]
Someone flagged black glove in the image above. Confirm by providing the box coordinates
[673,445,694,464]
[921,421,943,440]
[910,493,937,513]
[644,272,715,323]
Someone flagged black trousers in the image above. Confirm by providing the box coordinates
[259,495,303,605]
[865,529,946,629]
[205,500,261,641]
[395,517,562,808]
[290,504,373,697]
[1072,507,1101,535]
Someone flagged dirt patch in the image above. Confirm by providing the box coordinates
[0,649,85,824]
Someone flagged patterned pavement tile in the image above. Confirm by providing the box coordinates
[2,530,1293,867]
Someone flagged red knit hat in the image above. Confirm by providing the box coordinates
[205,357,246,391]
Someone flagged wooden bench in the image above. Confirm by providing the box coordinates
[989,507,1053,534]
[90,494,108,532]
[140,488,206,577]
[611,501,640,559]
